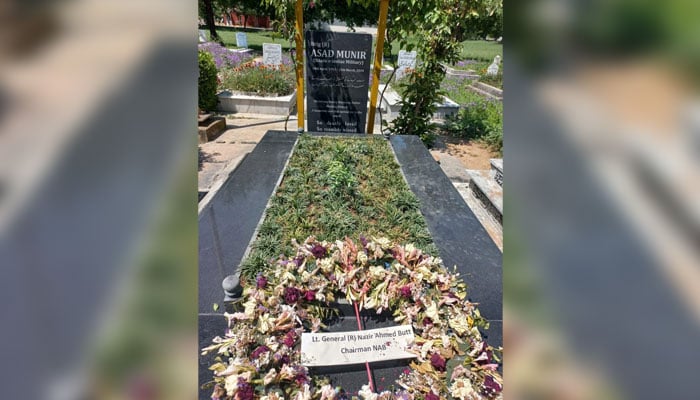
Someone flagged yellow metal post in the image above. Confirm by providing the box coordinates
[367,0,390,134]
[295,0,305,131]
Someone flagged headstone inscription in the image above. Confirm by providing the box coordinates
[305,31,372,133]
[395,50,417,80]
[235,32,248,48]
[262,43,282,67]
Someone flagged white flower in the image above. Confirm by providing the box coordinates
[357,251,368,265]
[425,301,440,322]
[263,368,277,385]
[293,383,311,400]
[358,384,378,400]
[450,377,479,399]
[319,384,337,400]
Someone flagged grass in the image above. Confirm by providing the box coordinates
[386,39,501,62]
[203,26,502,64]
[239,135,438,280]
[204,27,294,51]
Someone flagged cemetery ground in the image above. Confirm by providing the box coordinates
[198,27,503,399]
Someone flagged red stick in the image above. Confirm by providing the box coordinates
[353,301,375,392]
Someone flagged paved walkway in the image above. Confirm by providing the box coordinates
[198,114,298,193]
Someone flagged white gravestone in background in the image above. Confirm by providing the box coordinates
[487,55,501,76]
[301,325,416,367]
[396,50,417,80]
[198,30,208,43]
[262,43,282,67]
[236,32,248,48]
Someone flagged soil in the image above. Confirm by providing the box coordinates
[431,135,498,169]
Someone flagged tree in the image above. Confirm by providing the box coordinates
[199,0,222,43]
[262,0,496,144]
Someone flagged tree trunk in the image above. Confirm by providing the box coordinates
[243,15,248,29]
[203,0,221,43]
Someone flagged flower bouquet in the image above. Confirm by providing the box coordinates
[203,236,502,399]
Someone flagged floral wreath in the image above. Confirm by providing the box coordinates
[203,236,503,400]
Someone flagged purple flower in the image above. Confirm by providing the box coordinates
[483,375,502,395]
[294,372,309,386]
[284,287,302,304]
[359,235,368,248]
[235,378,254,400]
[273,352,290,365]
[304,290,316,301]
[423,317,433,326]
[198,42,251,70]
[430,352,446,371]
[425,392,440,400]
[282,330,297,347]
[256,273,268,289]
[293,256,304,267]
[250,345,270,360]
[311,244,327,258]
[399,285,412,298]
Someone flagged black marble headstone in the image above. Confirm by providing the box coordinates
[305,31,372,133]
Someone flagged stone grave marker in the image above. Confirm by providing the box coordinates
[262,43,282,67]
[235,32,248,48]
[487,55,501,76]
[198,29,208,43]
[395,50,417,80]
[305,31,372,133]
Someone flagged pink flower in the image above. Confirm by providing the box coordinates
[425,392,439,400]
[304,290,316,302]
[311,244,327,258]
[399,285,412,298]
[483,375,502,395]
[430,352,446,371]
[250,345,270,360]
[282,330,296,347]
[256,273,268,289]
[235,378,254,400]
[284,287,302,304]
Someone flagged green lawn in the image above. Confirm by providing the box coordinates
[204,26,501,63]
[386,38,501,62]
[204,27,294,51]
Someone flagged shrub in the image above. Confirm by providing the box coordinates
[198,42,251,69]
[443,97,502,155]
[219,61,295,96]
[198,50,218,111]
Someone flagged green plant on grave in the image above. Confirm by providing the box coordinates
[198,50,219,111]
[219,61,295,96]
[326,160,357,194]
[239,136,438,279]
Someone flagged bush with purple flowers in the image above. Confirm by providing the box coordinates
[198,42,251,70]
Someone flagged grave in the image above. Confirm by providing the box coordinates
[262,43,282,67]
[305,31,372,133]
[395,49,416,80]
[198,131,502,398]
[235,32,248,48]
